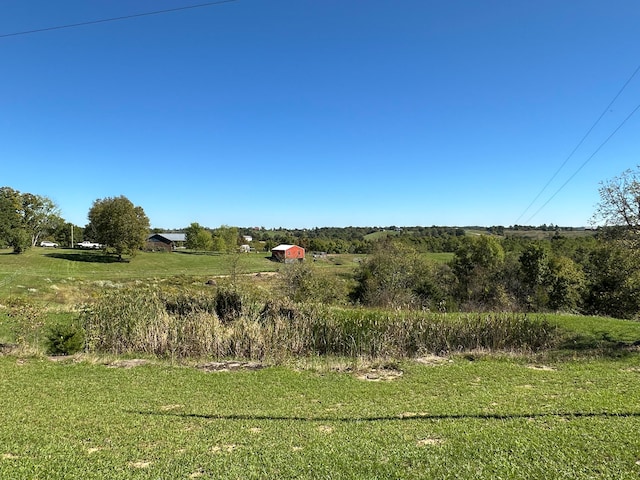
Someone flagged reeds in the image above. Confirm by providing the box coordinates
[81,288,558,360]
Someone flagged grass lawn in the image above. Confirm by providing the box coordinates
[0,248,283,305]
[0,354,639,479]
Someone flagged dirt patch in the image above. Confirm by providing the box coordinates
[0,343,17,355]
[160,404,184,411]
[107,359,151,369]
[318,425,334,433]
[356,367,403,382]
[129,461,152,469]
[417,437,444,446]
[416,355,451,366]
[211,444,237,454]
[2,453,19,460]
[196,361,264,372]
[526,364,556,371]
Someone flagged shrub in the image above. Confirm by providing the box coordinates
[215,288,243,323]
[45,322,85,355]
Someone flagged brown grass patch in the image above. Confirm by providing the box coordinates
[415,355,451,366]
[107,359,151,368]
[196,361,264,372]
[526,364,556,371]
[211,444,237,454]
[417,437,444,446]
[356,367,403,382]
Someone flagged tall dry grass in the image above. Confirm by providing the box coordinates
[81,288,558,360]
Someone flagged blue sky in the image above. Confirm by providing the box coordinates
[1,1,639,229]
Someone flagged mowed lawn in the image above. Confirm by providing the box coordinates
[1,355,640,479]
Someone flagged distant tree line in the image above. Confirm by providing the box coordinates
[342,230,638,319]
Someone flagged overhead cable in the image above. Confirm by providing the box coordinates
[0,0,238,39]
[514,63,640,224]
[523,100,640,224]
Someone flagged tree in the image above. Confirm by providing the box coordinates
[352,240,444,309]
[519,243,550,310]
[0,188,60,252]
[185,222,213,251]
[86,196,150,260]
[20,193,61,246]
[592,166,640,242]
[52,222,83,248]
[452,235,509,310]
[212,225,239,253]
[583,243,640,319]
[0,187,23,250]
[546,256,585,312]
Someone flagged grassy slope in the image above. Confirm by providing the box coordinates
[0,356,639,479]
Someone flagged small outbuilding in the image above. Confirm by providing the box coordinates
[271,244,305,263]
[146,233,186,251]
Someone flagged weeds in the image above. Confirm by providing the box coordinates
[80,287,558,360]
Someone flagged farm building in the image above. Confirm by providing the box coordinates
[146,233,186,251]
[271,244,305,263]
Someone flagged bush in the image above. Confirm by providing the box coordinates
[215,288,243,323]
[45,322,85,355]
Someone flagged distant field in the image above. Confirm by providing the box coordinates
[0,248,283,306]
[0,249,455,305]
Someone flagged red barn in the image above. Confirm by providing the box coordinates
[271,244,305,263]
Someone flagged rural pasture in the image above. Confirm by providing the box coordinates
[1,247,640,478]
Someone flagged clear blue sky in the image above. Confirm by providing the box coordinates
[2,1,639,229]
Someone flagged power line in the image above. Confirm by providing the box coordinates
[0,0,239,39]
[523,100,640,224]
[514,63,640,224]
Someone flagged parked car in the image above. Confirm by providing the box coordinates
[40,241,59,248]
[76,241,102,249]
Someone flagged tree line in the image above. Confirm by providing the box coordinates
[2,166,639,318]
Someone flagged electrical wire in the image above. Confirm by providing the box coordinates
[0,0,238,39]
[514,64,640,224]
[523,100,640,224]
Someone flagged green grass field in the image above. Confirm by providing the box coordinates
[0,355,639,478]
[0,248,282,305]
[1,246,640,478]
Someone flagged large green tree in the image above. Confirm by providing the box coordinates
[452,235,507,309]
[20,193,62,247]
[352,240,452,309]
[0,188,60,253]
[86,196,150,260]
[185,222,213,251]
[212,225,239,253]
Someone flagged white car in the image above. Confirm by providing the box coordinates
[76,241,102,249]
[40,241,59,248]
